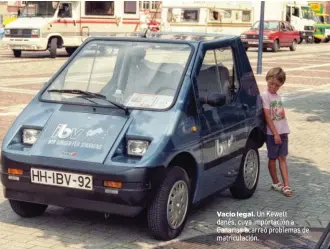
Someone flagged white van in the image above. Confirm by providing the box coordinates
[2,1,142,58]
[160,1,253,35]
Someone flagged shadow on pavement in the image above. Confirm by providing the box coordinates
[284,92,330,123]
[155,229,325,249]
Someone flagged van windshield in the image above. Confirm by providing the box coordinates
[41,40,192,110]
[19,1,57,18]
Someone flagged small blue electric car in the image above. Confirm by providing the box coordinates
[1,32,265,241]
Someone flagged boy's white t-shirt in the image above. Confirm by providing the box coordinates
[261,90,290,135]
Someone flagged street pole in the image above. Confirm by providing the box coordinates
[257,1,265,74]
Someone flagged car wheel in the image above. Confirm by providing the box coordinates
[324,39,330,43]
[314,38,321,44]
[9,200,48,218]
[263,48,267,52]
[50,37,58,58]
[272,40,279,52]
[290,40,297,51]
[245,47,248,51]
[147,167,191,241]
[13,49,21,58]
[230,140,260,199]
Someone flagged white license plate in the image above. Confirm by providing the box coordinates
[31,168,93,191]
[249,41,259,44]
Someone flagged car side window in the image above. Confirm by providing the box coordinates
[197,47,239,110]
[285,22,293,31]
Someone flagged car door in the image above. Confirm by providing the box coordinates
[279,21,289,46]
[285,22,296,44]
[194,43,247,199]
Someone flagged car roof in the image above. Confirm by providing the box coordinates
[88,31,238,44]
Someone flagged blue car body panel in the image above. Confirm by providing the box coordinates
[1,33,265,215]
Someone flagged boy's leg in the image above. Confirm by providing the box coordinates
[266,135,280,184]
[279,156,289,187]
[278,134,292,196]
[268,159,280,184]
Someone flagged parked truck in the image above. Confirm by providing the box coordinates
[252,1,315,44]
[309,2,330,43]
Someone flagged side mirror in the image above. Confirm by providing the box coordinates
[200,93,226,107]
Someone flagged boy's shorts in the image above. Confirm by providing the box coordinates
[266,134,288,159]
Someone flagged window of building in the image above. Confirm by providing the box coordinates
[124,1,137,14]
[242,10,251,22]
[151,1,161,10]
[85,1,114,16]
[140,1,150,10]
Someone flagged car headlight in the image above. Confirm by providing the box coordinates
[127,140,149,156]
[22,129,41,145]
[240,34,247,39]
[4,29,10,35]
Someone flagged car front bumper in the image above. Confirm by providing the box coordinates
[1,152,165,217]
[242,39,274,48]
[1,37,47,51]
[299,31,314,41]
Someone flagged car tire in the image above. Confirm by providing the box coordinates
[13,49,21,58]
[314,38,321,44]
[325,39,330,43]
[50,38,58,58]
[272,40,279,52]
[290,40,297,51]
[9,199,48,218]
[263,48,267,52]
[147,166,191,241]
[245,47,248,51]
[229,140,260,199]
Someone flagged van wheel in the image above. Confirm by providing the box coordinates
[290,40,297,51]
[13,49,21,58]
[147,167,190,241]
[272,40,279,52]
[230,140,260,199]
[314,38,321,44]
[50,38,58,58]
[9,200,48,218]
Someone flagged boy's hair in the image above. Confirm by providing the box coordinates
[266,67,286,84]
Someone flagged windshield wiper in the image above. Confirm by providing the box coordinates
[47,89,129,115]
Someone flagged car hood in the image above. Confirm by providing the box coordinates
[5,17,52,29]
[29,110,129,163]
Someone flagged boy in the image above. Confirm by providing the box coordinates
[261,67,292,197]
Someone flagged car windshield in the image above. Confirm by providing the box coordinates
[19,1,57,18]
[41,40,192,110]
[252,21,279,30]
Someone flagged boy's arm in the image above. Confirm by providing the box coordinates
[260,93,281,144]
[263,108,279,136]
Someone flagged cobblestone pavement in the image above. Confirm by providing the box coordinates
[0,42,329,249]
